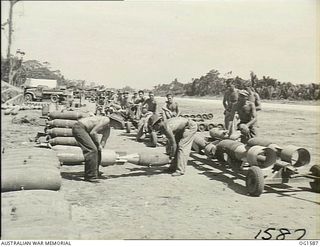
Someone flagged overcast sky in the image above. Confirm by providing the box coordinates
[1,0,319,89]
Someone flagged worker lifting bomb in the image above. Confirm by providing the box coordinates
[150,114,197,176]
[72,115,117,182]
[228,90,258,144]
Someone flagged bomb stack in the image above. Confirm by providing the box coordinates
[180,113,224,132]
[45,110,90,146]
[45,110,86,164]
[1,147,74,239]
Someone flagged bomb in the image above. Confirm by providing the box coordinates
[47,119,78,128]
[47,128,73,137]
[120,152,171,166]
[49,137,79,146]
[48,111,87,120]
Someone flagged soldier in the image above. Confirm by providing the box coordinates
[229,90,257,144]
[72,116,112,182]
[133,90,146,119]
[143,91,157,113]
[131,92,138,104]
[162,93,180,120]
[149,114,197,176]
[223,79,239,130]
[245,84,262,111]
[136,105,154,142]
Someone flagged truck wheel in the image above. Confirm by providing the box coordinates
[207,113,214,120]
[51,95,58,103]
[24,94,33,102]
[246,166,265,197]
[309,165,320,193]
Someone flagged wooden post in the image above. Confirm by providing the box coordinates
[6,0,20,85]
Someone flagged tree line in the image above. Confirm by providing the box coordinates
[153,69,320,101]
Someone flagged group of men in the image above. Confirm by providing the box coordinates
[74,81,262,182]
[223,79,261,143]
[74,91,189,181]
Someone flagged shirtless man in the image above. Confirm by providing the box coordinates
[143,91,157,113]
[245,85,262,111]
[223,80,239,130]
[229,90,257,144]
[72,116,111,182]
[162,93,180,120]
[150,115,197,176]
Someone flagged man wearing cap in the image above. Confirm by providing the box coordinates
[150,115,197,176]
[229,90,257,144]
[223,79,239,130]
[162,93,180,120]
[72,116,112,182]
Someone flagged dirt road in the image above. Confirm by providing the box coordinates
[1,98,319,240]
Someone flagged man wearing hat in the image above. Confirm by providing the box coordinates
[149,115,197,176]
[228,90,257,143]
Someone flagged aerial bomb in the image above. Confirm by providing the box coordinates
[1,166,61,192]
[47,128,73,137]
[49,137,79,146]
[120,152,171,166]
[48,111,87,120]
[47,119,77,128]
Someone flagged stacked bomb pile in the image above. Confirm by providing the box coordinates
[45,110,86,147]
[180,113,224,132]
[1,147,74,239]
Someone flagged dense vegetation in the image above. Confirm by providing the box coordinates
[2,57,319,100]
[153,70,320,100]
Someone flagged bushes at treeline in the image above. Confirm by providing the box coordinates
[153,69,320,100]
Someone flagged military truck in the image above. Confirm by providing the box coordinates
[23,85,68,102]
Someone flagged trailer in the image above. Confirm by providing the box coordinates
[191,136,320,196]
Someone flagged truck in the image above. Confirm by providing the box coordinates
[23,78,72,103]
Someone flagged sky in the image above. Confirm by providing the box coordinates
[1,0,319,89]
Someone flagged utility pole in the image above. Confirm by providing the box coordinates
[6,0,20,85]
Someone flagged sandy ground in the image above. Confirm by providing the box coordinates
[1,98,319,240]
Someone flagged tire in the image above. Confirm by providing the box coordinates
[207,113,214,120]
[198,124,206,132]
[246,166,265,197]
[24,94,33,102]
[309,165,320,193]
[51,95,58,103]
